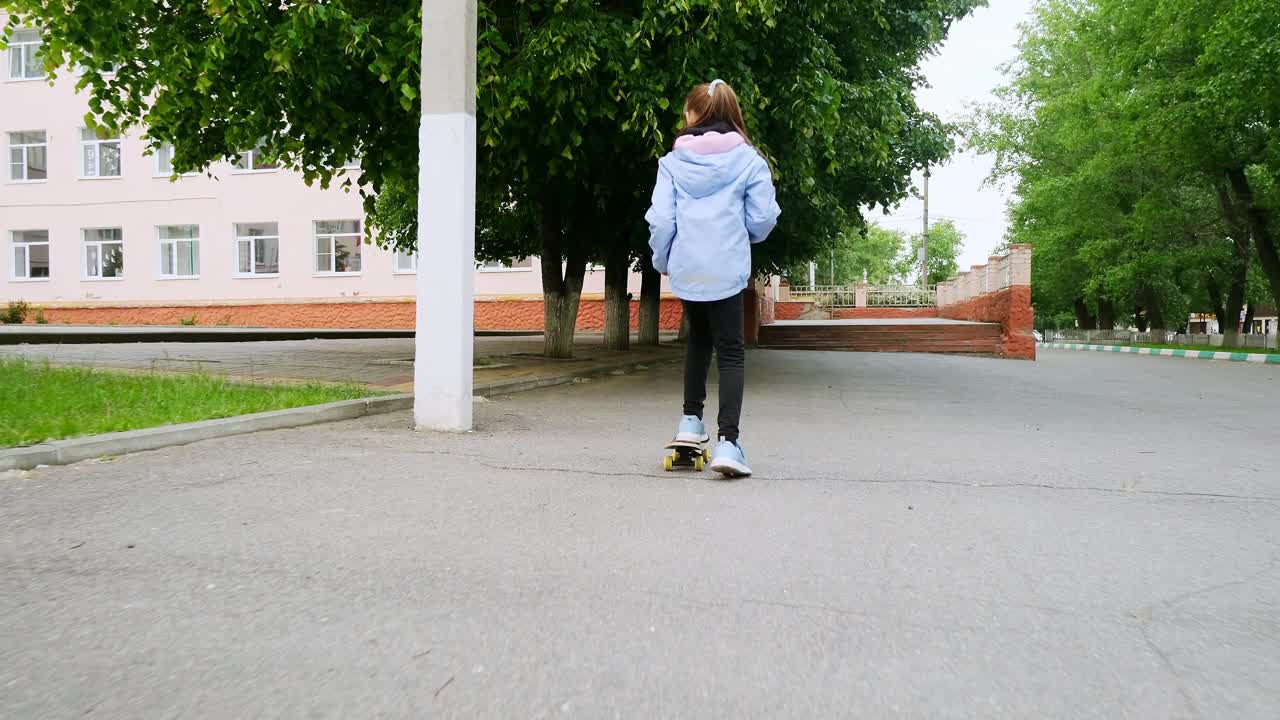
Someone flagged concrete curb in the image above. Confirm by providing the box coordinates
[0,394,413,473]
[1040,342,1280,364]
[0,327,543,345]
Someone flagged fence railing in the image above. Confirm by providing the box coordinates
[1046,329,1279,350]
[786,285,845,298]
[786,284,936,308]
[866,285,937,308]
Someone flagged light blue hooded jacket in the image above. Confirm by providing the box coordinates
[645,131,781,302]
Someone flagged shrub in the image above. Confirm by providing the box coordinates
[2,301,31,324]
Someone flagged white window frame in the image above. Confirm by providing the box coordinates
[8,130,47,183]
[393,250,417,274]
[233,145,277,174]
[313,220,363,276]
[152,143,198,178]
[156,225,200,280]
[10,230,50,281]
[233,222,281,278]
[479,257,535,273]
[6,29,44,81]
[75,58,119,77]
[82,227,125,280]
[79,128,123,179]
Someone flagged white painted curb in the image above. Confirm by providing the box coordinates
[1039,342,1280,365]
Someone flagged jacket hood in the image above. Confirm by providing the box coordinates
[662,132,758,199]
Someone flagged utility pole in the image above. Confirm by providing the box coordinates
[921,166,930,288]
[414,0,477,431]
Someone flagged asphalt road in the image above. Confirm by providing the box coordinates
[2,348,1277,718]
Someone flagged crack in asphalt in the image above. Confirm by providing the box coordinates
[467,459,1279,503]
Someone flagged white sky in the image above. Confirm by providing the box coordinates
[865,0,1036,270]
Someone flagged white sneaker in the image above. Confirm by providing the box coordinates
[709,438,752,477]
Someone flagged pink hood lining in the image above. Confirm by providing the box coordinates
[673,131,746,155]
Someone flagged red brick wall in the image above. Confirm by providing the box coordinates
[742,282,775,346]
[40,303,418,329]
[939,286,1035,360]
[36,298,686,332]
[775,302,806,320]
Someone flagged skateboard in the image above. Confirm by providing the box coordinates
[663,439,711,472]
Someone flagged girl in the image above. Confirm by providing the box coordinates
[645,79,781,477]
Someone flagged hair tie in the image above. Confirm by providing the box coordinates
[708,79,726,97]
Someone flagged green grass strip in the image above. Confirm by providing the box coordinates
[0,359,378,448]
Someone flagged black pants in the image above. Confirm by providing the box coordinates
[682,291,745,443]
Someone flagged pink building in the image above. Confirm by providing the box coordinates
[2,27,676,330]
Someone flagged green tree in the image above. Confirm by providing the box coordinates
[786,224,907,287]
[897,219,963,285]
[968,0,1280,340]
[4,0,981,357]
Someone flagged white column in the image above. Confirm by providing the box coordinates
[415,0,477,431]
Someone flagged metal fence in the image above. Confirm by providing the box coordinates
[867,285,937,307]
[787,285,846,300]
[1047,329,1279,350]
[787,284,937,308]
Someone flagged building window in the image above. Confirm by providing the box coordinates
[314,220,362,274]
[6,29,44,80]
[394,250,417,273]
[80,127,122,178]
[76,58,119,76]
[11,230,50,280]
[157,225,200,278]
[479,257,535,272]
[8,131,47,181]
[83,228,124,279]
[234,143,277,173]
[153,143,197,177]
[234,222,280,276]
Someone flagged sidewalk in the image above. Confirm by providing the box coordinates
[0,333,682,393]
[2,349,1277,717]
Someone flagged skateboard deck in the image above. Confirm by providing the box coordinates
[662,440,710,472]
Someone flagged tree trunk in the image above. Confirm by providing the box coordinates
[1096,298,1115,330]
[1227,167,1280,316]
[1214,173,1252,347]
[1141,287,1166,337]
[1206,275,1228,335]
[539,197,587,359]
[1243,305,1256,334]
[1255,234,1280,316]
[638,252,661,346]
[1134,306,1149,332]
[1073,298,1097,330]
[603,246,631,351]
[543,282,584,358]
[1223,268,1246,347]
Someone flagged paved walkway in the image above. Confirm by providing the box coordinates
[2,349,1278,717]
[0,334,681,392]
